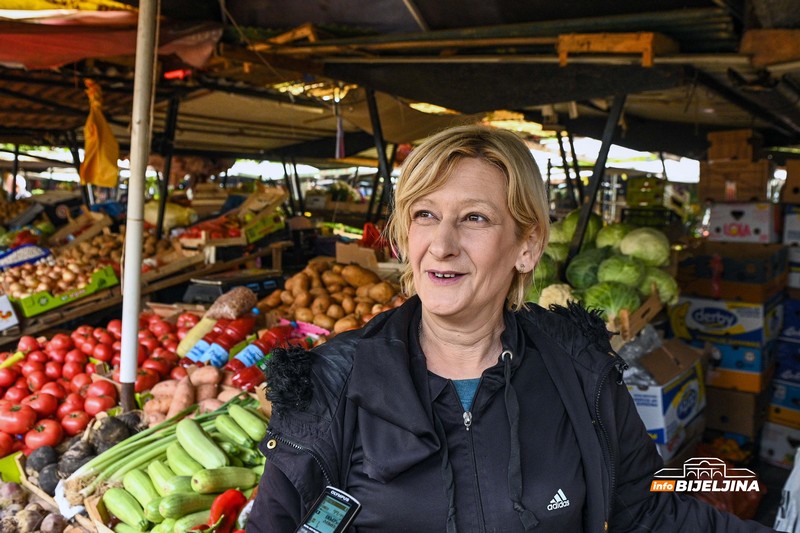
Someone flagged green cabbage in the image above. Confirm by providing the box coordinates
[639,267,679,305]
[562,208,603,246]
[595,223,635,250]
[582,281,642,321]
[543,242,569,263]
[597,255,646,287]
[525,282,544,304]
[565,247,609,289]
[533,254,558,285]
[548,220,570,244]
[619,227,671,267]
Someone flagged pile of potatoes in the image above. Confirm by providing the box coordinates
[57,229,173,267]
[257,259,404,335]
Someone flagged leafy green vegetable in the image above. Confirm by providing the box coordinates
[562,208,603,246]
[533,254,558,286]
[543,242,569,263]
[565,247,609,289]
[597,255,646,288]
[639,267,680,305]
[595,223,635,250]
[548,220,570,244]
[582,281,642,321]
[619,227,671,267]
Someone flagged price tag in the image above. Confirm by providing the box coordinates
[0,295,20,330]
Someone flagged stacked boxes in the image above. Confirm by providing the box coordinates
[699,129,768,203]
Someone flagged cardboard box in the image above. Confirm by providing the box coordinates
[706,202,781,243]
[784,205,800,246]
[706,129,761,162]
[759,421,800,469]
[699,160,772,202]
[668,294,783,348]
[704,341,776,393]
[626,339,706,444]
[705,385,771,438]
[675,241,787,302]
[789,247,800,289]
[782,298,800,341]
[769,343,800,429]
[783,161,800,204]
[336,241,381,272]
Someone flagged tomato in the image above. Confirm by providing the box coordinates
[177,312,200,329]
[92,343,113,363]
[44,361,62,380]
[84,394,116,416]
[20,360,44,377]
[86,380,118,400]
[4,386,28,403]
[149,320,174,337]
[154,349,179,365]
[0,368,18,388]
[80,337,97,356]
[177,327,189,341]
[56,401,81,419]
[0,431,13,457]
[139,337,159,355]
[14,376,27,389]
[21,392,58,417]
[70,373,92,394]
[135,368,160,393]
[46,347,67,364]
[0,403,37,434]
[75,325,94,337]
[137,329,155,342]
[138,345,147,365]
[40,381,67,400]
[112,340,122,353]
[170,366,188,380]
[162,339,179,353]
[26,370,49,392]
[61,410,91,437]
[65,349,88,365]
[95,330,114,347]
[26,350,48,364]
[142,357,172,378]
[106,319,123,339]
[24,419,63,450]
[85,362,99,375]
[17,336,40,354]
[111,354,121,367]
[64,392,84,407]
[48,333,73,352]
[62,361,84,381]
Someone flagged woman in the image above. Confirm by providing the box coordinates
[247,125,773,532]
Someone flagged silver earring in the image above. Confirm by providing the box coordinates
[517,264,525,273]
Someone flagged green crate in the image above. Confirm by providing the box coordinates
[15,265,119,317]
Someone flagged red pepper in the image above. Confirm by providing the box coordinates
[231,365,265,392]
[207,489,248,533]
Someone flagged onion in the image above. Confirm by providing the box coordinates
[61,271,76,283]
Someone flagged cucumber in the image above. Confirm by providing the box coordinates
[215,414,255,448]
[147,460,177,497]
[159,491,217,519]
[103,487,150,531]
[173,509,211,533]
[228,404,267,441]
[167,442,204,476]
[122,468,160,508]
[144,497,164,523]
[163,475,193,494]
[191,466,258,494]
[175,418,230,470]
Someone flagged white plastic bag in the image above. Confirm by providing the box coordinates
[775,448,800,531]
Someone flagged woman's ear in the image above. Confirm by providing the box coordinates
[517,226,545,272]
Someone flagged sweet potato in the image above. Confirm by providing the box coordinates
[217,386,245,403]
[196,383,219,402]
[166,377,195,419]
[197,398,224,414]
[143,396,171,415]
[189,365,223,386]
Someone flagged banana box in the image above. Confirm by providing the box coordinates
[706,202,781,243]
[668,294,784,348]
[759,421,800,469]
[626,339,706,444]
[703,340,776,393]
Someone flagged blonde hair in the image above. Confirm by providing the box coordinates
[386,124,550,311]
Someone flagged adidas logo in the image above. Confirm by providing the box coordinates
[547,489,570,511]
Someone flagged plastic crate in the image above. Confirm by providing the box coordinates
[621,207,679,227]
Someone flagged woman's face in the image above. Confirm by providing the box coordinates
[408,157,533,323]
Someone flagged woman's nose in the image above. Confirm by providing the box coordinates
[428,220,459,259]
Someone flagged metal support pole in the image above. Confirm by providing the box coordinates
[156,94,180,241]
[281,158,296,216]
[566,94,627,266]
[567,131,584,200]
[66,130,93,207]
[374,143,398,220]
[9,144,19,201]
[365,88,392,225]
[291,157,305,213]
[120,0,159,412]
[556,132,578,208]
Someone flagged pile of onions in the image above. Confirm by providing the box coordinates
[2,258,96,300]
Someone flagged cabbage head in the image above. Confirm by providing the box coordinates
[562,208,603,246]
[565,247,609,289]
[639,267,679,305]
[549,220,570,244]
[582,281,642,321]
[619,227,671,267]
[595,223,635,250]
[525,282,544,304]
[543,242,569,263]
[533,254,558,286]
[597,254,646,287]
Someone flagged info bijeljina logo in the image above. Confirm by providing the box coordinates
[650,457,761,493]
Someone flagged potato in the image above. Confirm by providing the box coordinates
[326,283,343,294]
[313,313,336,331]
[355,301,373,318]
[354,296,376,305]
[343,286,356,296]
[290,273,310,295]
[294,291,312,308]
[334,316,360,334]
[326,304,345,320]
[321,271,345,287]
[368,281,395,304]
[311,295,332,315]
[330,263,344,274]
[342,296,356,314]
[356,283,374,298]
[295,307,314,323]
[280,290,295,305]
[329,291,345,303]
[309,287,329,297]
[341,264,381,287]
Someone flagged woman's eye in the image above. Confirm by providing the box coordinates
[466,213,487,222]
[412,210,433,219]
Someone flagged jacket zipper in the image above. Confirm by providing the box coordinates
[594,357,619,527]
[451,382,486,532]
[267,430,333,486]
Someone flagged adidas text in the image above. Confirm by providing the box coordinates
[547,489,570,511]
[547,500,570,510]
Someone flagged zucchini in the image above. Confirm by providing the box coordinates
[215,414,255,448]
[122,468,160,508]
[191,466,258,494]
[103,487,150,531]
[228,404,267,441]
[151,518,176,533]
[159,491,217,519]
[175,418,229,470]
[166,442,204,476]
[147,460,177,496]
[114,524,141,533]
[173,509,211,533]
[163,475,193,494]
[144,497,164,523]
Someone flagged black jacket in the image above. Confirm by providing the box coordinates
[246,296,774,532]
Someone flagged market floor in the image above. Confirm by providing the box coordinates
[754,459,791,528]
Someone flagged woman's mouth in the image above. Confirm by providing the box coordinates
[428,271,463,284]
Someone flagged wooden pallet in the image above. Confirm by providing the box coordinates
[557,32,678,67]
[608,290,664,351]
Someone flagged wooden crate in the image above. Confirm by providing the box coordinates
[557,32,678,67]
[47,210,113,250]
[698,160,772,202]
[782,160,800,204]
[609,290,664,351]
[142,248,206,283]
[707,129,762,162]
